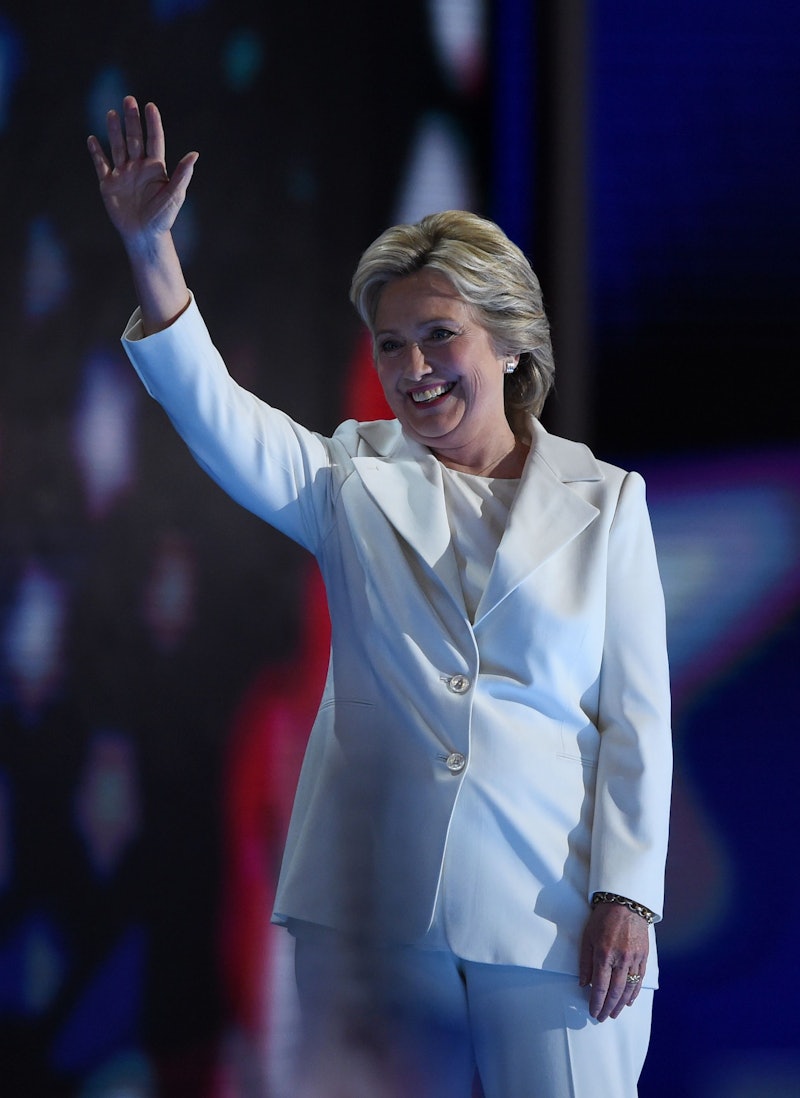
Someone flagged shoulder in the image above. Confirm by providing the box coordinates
[531,419,645,490]
[529,419,616,483]
[331,417,410,458]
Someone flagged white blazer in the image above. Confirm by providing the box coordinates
[123,298,672,986]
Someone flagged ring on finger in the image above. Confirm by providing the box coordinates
[626,972,641,985]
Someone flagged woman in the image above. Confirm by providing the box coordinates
[88,98,671,1097]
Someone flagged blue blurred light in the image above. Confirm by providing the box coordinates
[647,454,800,701]
[429,0,486,94]
[50,926,147,1073]
[71,349,138,519]
[0,771,11,893]
[222,28,264,92]
[0,15,25,132]
[86,66,127,140]
[23,217,71,319]
[3,561,67,723]
[392,112,475,225]
[150,0,209,23]
[0,913,67,1017]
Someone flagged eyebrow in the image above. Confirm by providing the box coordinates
[374,316,462,339]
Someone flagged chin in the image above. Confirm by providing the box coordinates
[406,422,459,447]
[407,407,464,436]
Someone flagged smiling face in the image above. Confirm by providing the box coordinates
[373,269,517,466]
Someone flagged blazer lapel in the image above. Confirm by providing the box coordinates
[351,423,465,604]
[351,418,603,627]
[473,420,602,625]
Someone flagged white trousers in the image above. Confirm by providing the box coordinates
[290,925,653,1098]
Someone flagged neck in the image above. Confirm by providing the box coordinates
[435,434,528,479]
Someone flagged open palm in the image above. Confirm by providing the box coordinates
[88,96,197,249]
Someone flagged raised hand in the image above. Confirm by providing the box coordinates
[87,96,198,254]
[87,97,196,334]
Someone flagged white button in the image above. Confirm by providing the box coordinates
[446,752,466,773]
[446,674,470,694]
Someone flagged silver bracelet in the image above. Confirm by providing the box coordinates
[592,891,656,925]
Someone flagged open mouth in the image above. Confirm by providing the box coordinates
[409,381,456,405]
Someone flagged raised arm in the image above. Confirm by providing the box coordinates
[87,96,197,335]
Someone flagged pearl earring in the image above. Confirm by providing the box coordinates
[504,361,517,374]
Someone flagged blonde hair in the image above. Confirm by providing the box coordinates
[349,210,555,429]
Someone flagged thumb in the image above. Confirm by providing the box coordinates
[169,151,199,200]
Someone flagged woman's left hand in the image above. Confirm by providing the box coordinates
[88,97,197,251]
[578,901,649,1021]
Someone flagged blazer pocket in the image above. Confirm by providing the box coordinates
[558,722,599,768]
[315,698,378,757]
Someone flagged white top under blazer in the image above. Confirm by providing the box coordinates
[122,295,672,987]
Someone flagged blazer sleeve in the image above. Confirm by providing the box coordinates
[588,470,673,919]
[121,296,336,554]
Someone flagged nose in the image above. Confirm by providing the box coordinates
[405,343,432,381]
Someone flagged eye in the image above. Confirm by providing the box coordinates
[428,327,456,343]
[378,338,402,355]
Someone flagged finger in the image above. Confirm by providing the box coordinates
[144,101,166,163]
[588,968,612,1020]
[591,965,629,1022]
[123,95,145,159]
[107,109,127,168]
[626,966,645,1007]
[86,135,111,182]
[609,968,645,1019]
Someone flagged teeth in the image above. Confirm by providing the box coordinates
[411,382,454,404]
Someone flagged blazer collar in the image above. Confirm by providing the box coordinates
[353,415,603,481]
[351,417,602,623]
[474,419,601,623]
[351,422,461,597]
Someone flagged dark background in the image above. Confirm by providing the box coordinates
[1,1,798,1095]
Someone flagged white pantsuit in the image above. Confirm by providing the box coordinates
[122,297,672,1094]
